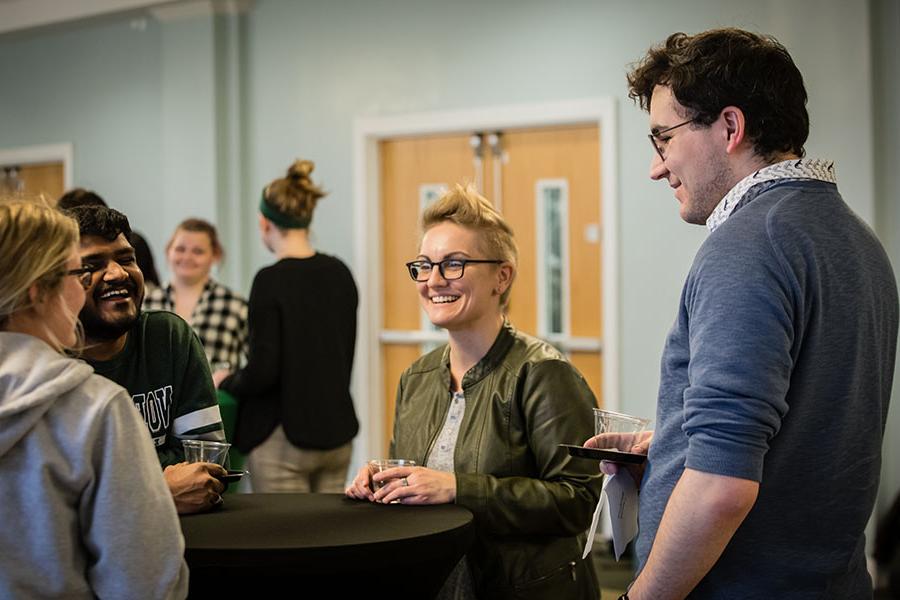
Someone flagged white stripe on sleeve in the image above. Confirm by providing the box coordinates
[173,405,223,436]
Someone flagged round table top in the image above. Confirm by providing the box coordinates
[179,492,474,597]
[180,493,474,570]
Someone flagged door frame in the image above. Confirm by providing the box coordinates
[0,143,74,192]
[352,98,619,461]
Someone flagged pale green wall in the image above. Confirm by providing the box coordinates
[159,14,218,229]
[872,0,900,519]
[0,17,165,242]
[1,0,897,518]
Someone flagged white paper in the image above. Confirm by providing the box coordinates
[582,470,639,561]
[606,469,639,559]
[581,477,609,559]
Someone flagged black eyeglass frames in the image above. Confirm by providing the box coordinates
[405,258,503,282]
[66,266,95,290]
[648,118,696,161]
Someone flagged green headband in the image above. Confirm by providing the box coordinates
[259,189,311,229]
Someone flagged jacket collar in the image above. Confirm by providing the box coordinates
[445,319,516,389]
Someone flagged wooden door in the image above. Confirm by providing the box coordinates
[379,125,603,453]
[380,134,478,452]
[0,162,65,200]
[498,125,603,400]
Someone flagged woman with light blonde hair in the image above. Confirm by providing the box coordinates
[346,184,602,599]
[0,199,188,598]
[219,159,359,493]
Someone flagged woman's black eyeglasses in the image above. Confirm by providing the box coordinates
[66,266,95,290]
[405,258,503,282]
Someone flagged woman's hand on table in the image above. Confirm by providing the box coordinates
[345,464,376,501]
[584,430,653,484]
[164,462,227,514]
[374,466,456,505]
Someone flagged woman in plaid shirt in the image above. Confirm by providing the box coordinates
[143,218,248,371]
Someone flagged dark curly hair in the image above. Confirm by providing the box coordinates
[57,188,108,210]
[627,28,809,160]
[61,205,132,242]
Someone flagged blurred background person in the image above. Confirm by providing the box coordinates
[144,218,248,371]
[0,199,187,599]
[219,159,359,493]
[57,187,161,291]
[346,185,602,599]
[875,490,900,598]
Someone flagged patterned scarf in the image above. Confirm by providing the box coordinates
[706,158,836,232]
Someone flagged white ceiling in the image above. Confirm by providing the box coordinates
[0,0,187,36]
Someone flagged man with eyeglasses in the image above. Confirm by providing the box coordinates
[585,29,898,599]
[63,204,228,515]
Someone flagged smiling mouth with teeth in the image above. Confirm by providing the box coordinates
[431,295,459,304]
[99,288,132,301]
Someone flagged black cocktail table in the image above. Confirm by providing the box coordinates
[180,493,474,598]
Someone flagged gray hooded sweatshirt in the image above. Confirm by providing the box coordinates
[0,332,188,599]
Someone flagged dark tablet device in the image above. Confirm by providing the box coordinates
[559,444,647,465]
[219,470,244,483]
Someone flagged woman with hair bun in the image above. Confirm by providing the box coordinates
[219,160,359,493]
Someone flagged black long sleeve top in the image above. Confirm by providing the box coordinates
[221,254,359,452]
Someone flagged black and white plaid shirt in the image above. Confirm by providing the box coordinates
[143,279,249,369]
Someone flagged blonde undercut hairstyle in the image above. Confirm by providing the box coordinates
[421,184,518,307]
[0,199,80,343]
[263,159,327,228]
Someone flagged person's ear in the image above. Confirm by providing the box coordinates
[27,283,41,305]
[720,106,746,153]
[495,263,514,296]
[28,282,52,316]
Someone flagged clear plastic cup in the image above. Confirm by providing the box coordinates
[182,440,231,466]
[592,408,651,453]
[367,459,416,491]
[593,408,651,436]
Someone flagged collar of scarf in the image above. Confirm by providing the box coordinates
[706,158,836,232]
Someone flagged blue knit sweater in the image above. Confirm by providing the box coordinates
[638,180,898,598]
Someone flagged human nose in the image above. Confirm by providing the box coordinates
[103,260,128,281]
[649,151,669,181]
[426,263,448,286]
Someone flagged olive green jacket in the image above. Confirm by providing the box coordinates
[391,322,603,599]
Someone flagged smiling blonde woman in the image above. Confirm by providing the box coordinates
[347,184,602,600]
